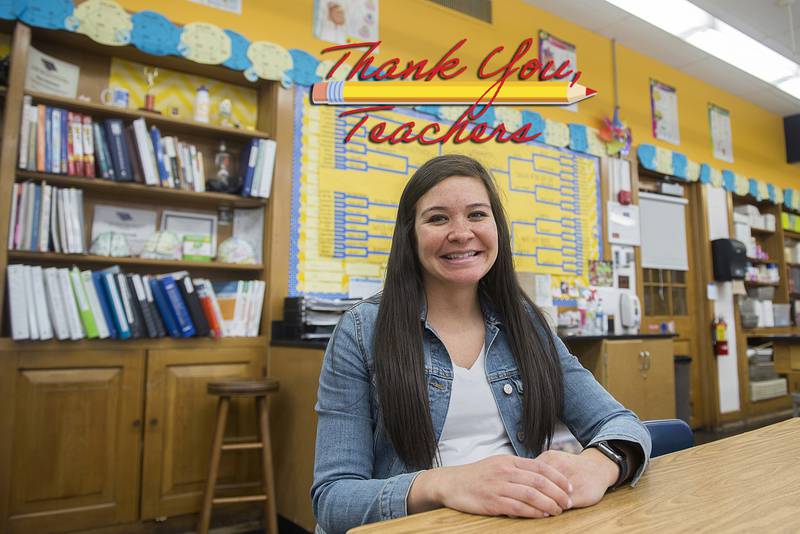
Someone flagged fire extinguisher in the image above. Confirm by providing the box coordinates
[712,317,729,356]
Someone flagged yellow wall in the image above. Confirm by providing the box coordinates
[115,0,800,188]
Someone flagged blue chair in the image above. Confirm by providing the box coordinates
[644,419,694,458]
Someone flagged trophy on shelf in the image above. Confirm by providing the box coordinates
[141,66,160,113]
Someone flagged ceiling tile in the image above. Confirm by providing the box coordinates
[524,0,625,32]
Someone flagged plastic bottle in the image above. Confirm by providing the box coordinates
[194,85,210,123]
[586,290,597,334]
[597,298,607,334]
[577,296,587,332]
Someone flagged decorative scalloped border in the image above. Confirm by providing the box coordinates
[637,143,793,209]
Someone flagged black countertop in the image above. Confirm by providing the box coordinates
[271,332,676,350]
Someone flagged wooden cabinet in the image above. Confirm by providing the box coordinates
[141,347,264,519]
[0,349,145,534]
[0,341,266,532]
[567,338,676,421]
[605,339,675,420]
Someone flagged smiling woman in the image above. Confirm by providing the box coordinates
[311,154,652,534]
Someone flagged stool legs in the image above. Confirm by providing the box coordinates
[198,393,278,534]
[257,396,278,534]
[199,396,230,534]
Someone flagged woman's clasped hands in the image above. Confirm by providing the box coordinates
[411,449,619,519]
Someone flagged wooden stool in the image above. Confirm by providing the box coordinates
[198,378,280,534]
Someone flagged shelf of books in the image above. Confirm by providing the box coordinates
[0,22,289,346]
[25,90,272,141]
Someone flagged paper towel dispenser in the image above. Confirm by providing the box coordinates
[711,239,747,281]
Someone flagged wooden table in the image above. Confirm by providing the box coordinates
[350,418,800,533]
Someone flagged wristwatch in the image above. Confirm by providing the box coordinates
[590,441,628,490]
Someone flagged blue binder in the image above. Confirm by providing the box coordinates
[240,139,259,196]
[92,271,118,339]
[149,277,181,338]
[159,275,196,337]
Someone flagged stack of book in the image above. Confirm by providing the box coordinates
[272,296,360,341]
[7,264,266,341]
[19,98,96,178]
[18,96,276,197]
[7,181,85,253]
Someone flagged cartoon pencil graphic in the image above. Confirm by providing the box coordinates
[311,81,596,105]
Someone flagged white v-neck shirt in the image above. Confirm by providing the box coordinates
[435,344,516,467]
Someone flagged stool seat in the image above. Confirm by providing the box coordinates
[207,379,279,396]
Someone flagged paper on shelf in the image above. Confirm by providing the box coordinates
[24,47,79,98]
[92,204,157,257]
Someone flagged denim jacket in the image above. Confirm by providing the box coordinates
[311,296,652,534]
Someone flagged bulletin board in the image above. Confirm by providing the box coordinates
[290,87,601,298]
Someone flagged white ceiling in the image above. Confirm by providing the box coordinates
[524,0,800,115]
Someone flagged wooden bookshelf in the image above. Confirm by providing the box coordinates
[730,195,795,424]
[750,227,775,236]
[743,280,780,287]
[17,170,266,209]
[742,326,792,336]
[0,22,294,533]
[746,257,776,265]
[7,250,264,271]
[784,229,800,239]
[0,23,280,334]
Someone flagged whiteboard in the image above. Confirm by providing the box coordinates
[639,192,688,271]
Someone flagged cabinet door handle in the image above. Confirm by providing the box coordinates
[645,351,652,370]
[132,419,141,428]
[639,351,647,374]
[149,418,158,428]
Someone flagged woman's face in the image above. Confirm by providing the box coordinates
[414,175,499,291]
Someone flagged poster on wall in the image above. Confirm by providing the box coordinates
[709,103,733,163]
[313,0,379,45]
[650,79,680,145]
[189,0,242,14]
[539,30,578,112]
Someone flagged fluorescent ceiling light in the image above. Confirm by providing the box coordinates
[605,0,800,100]
[778,77,800,100]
